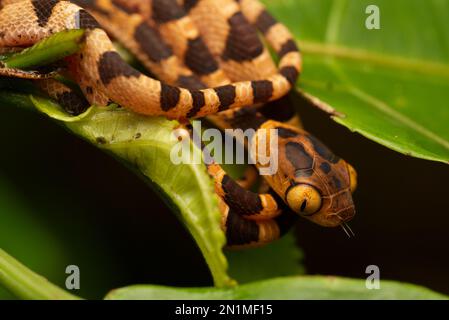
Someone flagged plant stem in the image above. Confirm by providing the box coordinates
[0,248,81,300]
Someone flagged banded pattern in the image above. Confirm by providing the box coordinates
[37,78,90,115]
[208,163,281,221]
[0,0,357,248]
[207,116,357,246]
[0,0,302,120]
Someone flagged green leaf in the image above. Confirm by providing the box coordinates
[105,276,447,300]
[0,248,80,300]
[2,30,85,69]
[0,177,69,299]
[0,90,35,111]
[264,0,449,164]
[226,233,305,284]
[23,93,234,288]
[30,95,93,122]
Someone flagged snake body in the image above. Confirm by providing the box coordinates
[0,0,357,247]
[0,0,301,120]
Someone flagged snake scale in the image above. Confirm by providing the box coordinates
[0,0,357,248]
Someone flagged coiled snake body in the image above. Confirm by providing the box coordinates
[0,0,357,247]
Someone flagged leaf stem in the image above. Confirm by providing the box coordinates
[0,248,81,300]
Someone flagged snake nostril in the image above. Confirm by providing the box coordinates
[337,206,356,222]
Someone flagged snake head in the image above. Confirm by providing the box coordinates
[259,121,358,228]
[285,160,357,228]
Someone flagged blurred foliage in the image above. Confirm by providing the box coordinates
[0,248,79,300]
[226,233,305,284]
[264,0,449,163]
[105,276,447,300]
[0,177,67,299]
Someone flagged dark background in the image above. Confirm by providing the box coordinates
[0,96,448,299]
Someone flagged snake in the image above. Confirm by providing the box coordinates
[0,0,301,121]
[0,0,357,248]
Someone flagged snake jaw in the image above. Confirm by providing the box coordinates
[301,202,356,228]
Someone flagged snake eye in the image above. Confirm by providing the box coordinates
[347,163,358,193]
[286,184,322,216]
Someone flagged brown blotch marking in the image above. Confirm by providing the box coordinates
[278,39,299,58]
[251,80,274,104]
[214,85,236,111]
[76,9,101,29]
[222,175,264,216]
[152,0,186,24]
[31,0,59,27]
[275,127,297,139]
[255,10,277,34]
[285,142,313,170]
[320,162,332,174]
[185,37,219,76]
[56,91,90,116]
[134,22,173,63]
[259,96,296,122]
[332,176,342,189]
[226,208,260,246]
[111,0,139,14]
[186,90,205,118]
[177,75,205,90]
[222,12,264,62]
[98,51,141,85]
[72,0,111,17]
[183,0,199,12]
[86,86,94,95]
[226,108,266,131]
[160,83,181,111]
[280,66,299,86]
[308,135,340,164]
